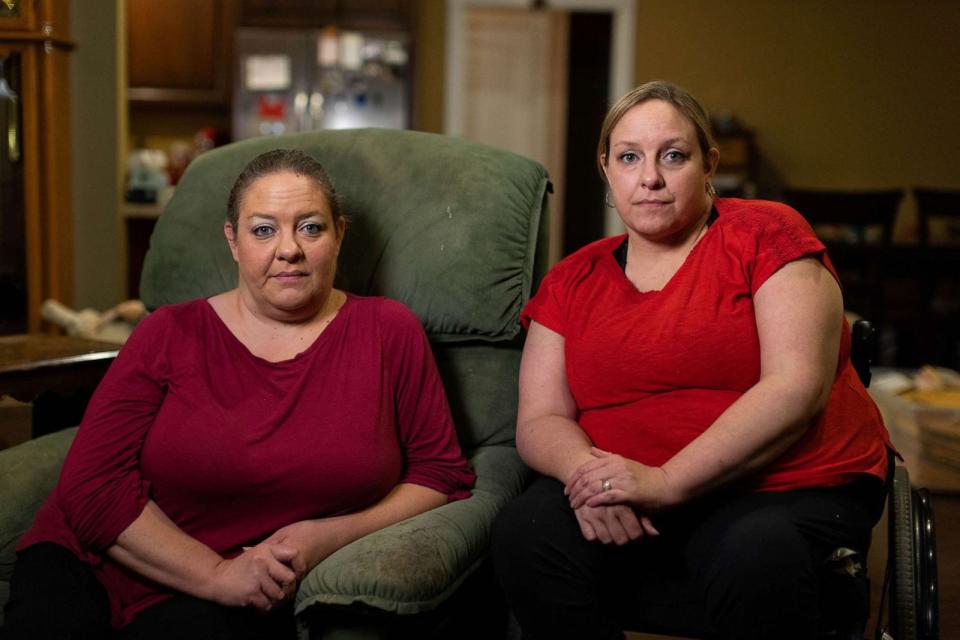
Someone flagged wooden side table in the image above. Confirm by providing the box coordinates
[0,334,120,438]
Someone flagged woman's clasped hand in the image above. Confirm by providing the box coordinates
[564,447,663,544]
[207,542,305,611]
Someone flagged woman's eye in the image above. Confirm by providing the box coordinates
[662,150,687,164]
[300,222,323,235]
[252,225,274,237]
[619,151,638,164]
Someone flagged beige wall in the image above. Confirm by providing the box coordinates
[70,0,124,309]
[416,0,960,237]
[633,0,960,191]
[413,1,447,133]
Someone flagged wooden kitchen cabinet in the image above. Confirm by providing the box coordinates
[239,0,413,31]
[126,0,238,106]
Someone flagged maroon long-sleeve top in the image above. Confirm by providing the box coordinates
[19,294,475,627]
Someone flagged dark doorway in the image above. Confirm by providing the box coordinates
[561,12,612,257]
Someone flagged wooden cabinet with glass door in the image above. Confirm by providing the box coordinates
[0,0,35,31]
[0,0,73,334]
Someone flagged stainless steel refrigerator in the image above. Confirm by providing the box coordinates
[233,27,410,140]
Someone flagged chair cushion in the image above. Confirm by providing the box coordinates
[141,128,550,344]
[294,445,530,615]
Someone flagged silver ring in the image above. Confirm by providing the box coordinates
[601,478,612,492]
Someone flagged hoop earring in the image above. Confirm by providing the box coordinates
[706,182,717,196]
[605,191,616,208]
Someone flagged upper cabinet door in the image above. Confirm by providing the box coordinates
[127,0,237,106]
[239,0,412,31]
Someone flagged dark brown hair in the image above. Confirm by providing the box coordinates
[226,148,343,231]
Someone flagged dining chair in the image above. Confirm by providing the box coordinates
[781,188,903,247]
[913,188,960,247]
[912,187,960,368]
[780,188,904,337]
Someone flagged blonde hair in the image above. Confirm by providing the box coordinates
[597,80,717,180]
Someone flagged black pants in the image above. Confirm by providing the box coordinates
[491,475,886,640]
[0,543,297,640]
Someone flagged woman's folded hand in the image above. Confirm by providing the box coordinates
[206,542,303,611]
[263,519,338,574]
[565,447,672,512]
[572,502,659,545]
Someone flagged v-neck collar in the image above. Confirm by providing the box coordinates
[607,205,720,297]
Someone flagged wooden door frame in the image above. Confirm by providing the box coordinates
[444,0,635,238]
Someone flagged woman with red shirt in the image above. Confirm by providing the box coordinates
[491,81,892,639]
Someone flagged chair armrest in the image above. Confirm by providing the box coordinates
[0,428,76,567]
[295,445,531,616]
[0,428,76,587]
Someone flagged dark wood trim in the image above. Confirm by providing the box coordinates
[0,0,73,332]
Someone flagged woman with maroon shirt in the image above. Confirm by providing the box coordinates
[1,150,475,639]
[491,81,892,639]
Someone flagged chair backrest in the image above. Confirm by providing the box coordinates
[781,188,904,246]
[913,187,960,246]
[850,319,875,388]
[141,128,551,451]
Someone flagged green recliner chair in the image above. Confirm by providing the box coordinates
[0,128,551,636]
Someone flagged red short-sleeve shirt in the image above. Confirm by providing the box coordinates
[522,197,890,492]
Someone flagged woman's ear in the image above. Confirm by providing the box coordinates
[224,221,239,262]
[705,147,720,180]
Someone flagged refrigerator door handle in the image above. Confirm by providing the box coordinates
[309,92,324,129]
[294,91,308,131]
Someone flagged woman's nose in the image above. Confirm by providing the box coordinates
[641,164,664,189]
[275,232,303,261]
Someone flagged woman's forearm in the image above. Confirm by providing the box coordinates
[268,483,447,572]
[109,501,300,609]
[516,415,596,483]
[660,258,843,505]
[514,321,593,484]
[107,501,224,600]
[661,370,829,505]
[571,371,832,514]
[326,482,446,546]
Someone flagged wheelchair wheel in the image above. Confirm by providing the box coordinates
[912,488,938,640]
[890,465,917,640]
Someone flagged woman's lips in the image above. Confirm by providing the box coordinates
[272,271,307,281]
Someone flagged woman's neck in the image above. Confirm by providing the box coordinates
[623,204,713,292]
[212,289,346,362]
[628,203,712,258]
[236,287,343,329]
